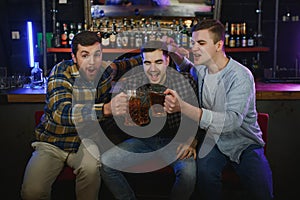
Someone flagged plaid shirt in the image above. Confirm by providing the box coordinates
[35,56,142,152]
[115,66,199,137]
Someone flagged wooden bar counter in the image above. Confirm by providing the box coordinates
[5,87,46,103]
[255,82,300,100]
[1,82,300,103]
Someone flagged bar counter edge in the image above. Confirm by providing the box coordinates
[1,82,300,103]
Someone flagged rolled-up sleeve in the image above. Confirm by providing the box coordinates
[199,108,213,130]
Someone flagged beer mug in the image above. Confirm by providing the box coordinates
[125,89,150,126]
[149,89,166,117]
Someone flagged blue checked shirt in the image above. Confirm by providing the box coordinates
[114,66,199,138]
[35,56,142,152]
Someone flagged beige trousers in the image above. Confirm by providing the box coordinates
[21,140,101,200]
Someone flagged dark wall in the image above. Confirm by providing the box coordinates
[221,0,300,79]
[0,0,84,76]
[0,1,10,70]
[220,0,274,77]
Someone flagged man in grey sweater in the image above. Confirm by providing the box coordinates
[164,19,274,200]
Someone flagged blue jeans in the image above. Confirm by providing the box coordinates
[196,144,274,200]
[101,136,196,200]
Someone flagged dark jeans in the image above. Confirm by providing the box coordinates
[196,144,274,200]
[101,136,196,200]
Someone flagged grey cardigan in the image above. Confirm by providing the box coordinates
[179,57,264,163]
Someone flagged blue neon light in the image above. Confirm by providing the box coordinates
[27,21,34,67]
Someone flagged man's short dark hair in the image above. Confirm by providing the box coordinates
[71,31,102,55]
[140,40,169,58]
[191,19,225,44]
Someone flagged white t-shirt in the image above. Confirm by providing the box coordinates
[202,70,220,109]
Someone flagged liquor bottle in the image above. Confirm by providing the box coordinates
[175,24,181,46]
[255,31,263,47]
[91,19,98,32]
[30,62,44,89]
[116,22,123,48]
[167,22,174,39]
[129,24,135,48]
[109,20,117,48]
[68,23,75,46]
[188,31,193,48]
[229,23,236,48]
[61,23,69,48]
[177,19,184,46]
[102,20,110,47]
[224,22,230,47]
[135,23,143,48]
[76,23,83,34]
[142,19,148,44]
[84,21,88,31]
[149,18,156,41]
[235,23,241,48]
[247,28,255,47]
[181,25,188,47]
[52,21,61,48]
[122,18,129,47]
[240,22,247,47]
[155,21,162,41]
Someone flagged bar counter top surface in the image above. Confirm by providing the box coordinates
[1,82,300,103]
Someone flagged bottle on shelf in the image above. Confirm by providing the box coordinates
[121,18,129,47]
[149,18,156,42]
[61,23,69,48]
[84,21,88,31]
[68,23,75,46]
[91,19,98,32]
[235,23,241,47]
[109,19,117,48]
[30,62,44,89]
[135,23,143,48]
[181,24,188,47]
[129,23,135,48]
[247,28,255,47]
[102,21,110,48]
[175,23,181,46]
[116,22,123,48]
[76,23,83,34]
[240,22,247,47]
[52,21,61,48]
[121,31,129,48]
[224,22,230,47]
[229,23,236,48]
[141,18,149,44]
[155,21,162,41]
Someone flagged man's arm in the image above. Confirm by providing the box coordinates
[109,54,142,80]
[164,88,203,123]
[162,35,194,72]
[169,52,194,72]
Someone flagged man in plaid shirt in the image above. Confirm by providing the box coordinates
[100,40,200,200]
[21,31,142,200]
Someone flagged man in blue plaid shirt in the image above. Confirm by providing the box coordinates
[100,40,201,200]
[21,31,142,200]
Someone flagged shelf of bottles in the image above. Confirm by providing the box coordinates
[47,47,269,53]
[48,18,269,54]
[50,17,196,51]
[222,22,269,52]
